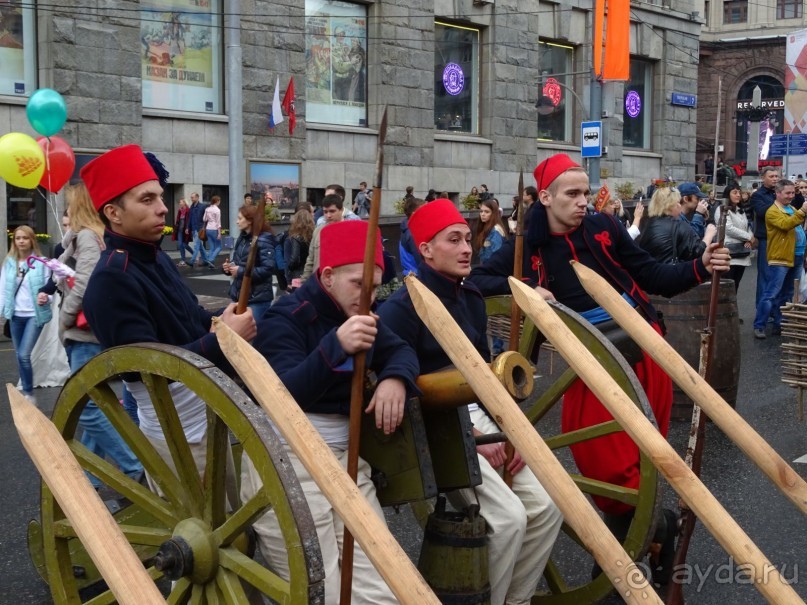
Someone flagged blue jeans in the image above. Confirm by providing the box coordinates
[65,341,143,487]
[122,385,139,426]
[10,315,43,395]
[755,238,768,309]
[177,229,193,262]
[753,256,803,330]
[206,229,221,265]
[189,229,208,265]
[248,300,272,321]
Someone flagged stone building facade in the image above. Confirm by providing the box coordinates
[696,0,806,178]
[1,0,703,240]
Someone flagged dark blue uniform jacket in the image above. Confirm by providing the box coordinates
[254,274,420,415]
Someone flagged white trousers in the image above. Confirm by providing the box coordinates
[241,447,398,605]
[449,409,564,605]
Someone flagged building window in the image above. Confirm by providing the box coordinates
[434,22,479,134]
[777,0,802,19]
[723,0,748,23]
[0,2,36,97]
[536,42,574,143]
[305,0,368,127]
[734,76,784,161]
[140,1,223,113]
[623,59,653,149]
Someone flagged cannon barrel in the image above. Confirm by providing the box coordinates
[416,351,534,409]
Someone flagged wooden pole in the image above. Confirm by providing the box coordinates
[571,261,807,515]
[214,322,440,605]
[341,106,388,605]
[404,277,663,605]
[235,198,267,314]
[508,278,804,604]
[503,170,526,487]
[6,385,165,605]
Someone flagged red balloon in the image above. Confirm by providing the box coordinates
[36,135,75,193]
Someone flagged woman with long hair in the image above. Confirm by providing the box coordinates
[173,198,193,266]
[203,195,222,269]
[473,198,507,264]
[0,226,52,401]
[714,181,755,296]
[59,183,143,484]
[223,204,277,319]
[284,207,315,291]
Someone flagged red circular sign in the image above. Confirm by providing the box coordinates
[543,78,563,107]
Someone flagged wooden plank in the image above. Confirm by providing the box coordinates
[404,277,663,605]
[6,385,164,605]
[214,321,439,605]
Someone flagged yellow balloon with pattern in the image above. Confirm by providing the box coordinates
[0,132,46,189]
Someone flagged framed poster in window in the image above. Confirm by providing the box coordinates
[248,161,301,212]
[0,1,36,96]
[305,0,368,127]
[434,22,479,134]
[141,0,223,113]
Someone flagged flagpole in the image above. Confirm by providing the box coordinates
[226,0,244,235]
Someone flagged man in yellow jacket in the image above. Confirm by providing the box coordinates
[753,179,807,338]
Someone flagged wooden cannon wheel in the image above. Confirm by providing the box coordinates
[29,343,324,604]
[485,296,661,605]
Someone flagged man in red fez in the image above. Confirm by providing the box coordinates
[248,219,419,604]
[470,154,731,587]
[379,199,563,604]
[82,145,256,473]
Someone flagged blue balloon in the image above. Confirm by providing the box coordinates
[26,88,68,137]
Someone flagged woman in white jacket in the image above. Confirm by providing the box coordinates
[714,182,755,297]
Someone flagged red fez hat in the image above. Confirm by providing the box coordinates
[408,198,467,248]
[594,184,610,212]
[533,154,581,192]
[319,220,384,273]
[80,144,159,211]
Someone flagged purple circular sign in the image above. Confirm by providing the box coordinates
[625,90,642,118]
[442,63,465,96]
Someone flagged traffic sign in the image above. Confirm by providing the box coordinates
[768,133,807,157]
[581,121,602,158]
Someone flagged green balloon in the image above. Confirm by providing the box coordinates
[26,88,68,137]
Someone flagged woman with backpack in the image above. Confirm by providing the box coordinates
[222,204,277,319]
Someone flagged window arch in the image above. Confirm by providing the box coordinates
[734,76,784,161]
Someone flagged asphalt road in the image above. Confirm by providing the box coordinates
[0,258,804,604]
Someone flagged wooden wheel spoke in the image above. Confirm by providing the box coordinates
[216,568,251,604]
[83,588,117,605]
[525,367,577,424]
[167,577,193,604]
[189,583,206,605]
[214,491,271,546]
[205,580,223,603]
[543,559,570,593]
[544,420,623,450]
[220,546,291,601]
[141,374,205,516]
[204,411,230,528]
[52,518,170,547]
[570,473,640,506]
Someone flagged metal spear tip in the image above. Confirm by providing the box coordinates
[378,106,388,145]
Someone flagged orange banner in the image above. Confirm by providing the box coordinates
[593,0,605,77]
[603,0,630,81]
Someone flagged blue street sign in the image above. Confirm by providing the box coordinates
[768,133,807,156]
[581,121,602,158]
[671,92,696,107]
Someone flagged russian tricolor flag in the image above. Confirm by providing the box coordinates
[269,76,284,130]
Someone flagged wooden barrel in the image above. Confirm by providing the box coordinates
[649,280,741,420]
[417,498,490,604]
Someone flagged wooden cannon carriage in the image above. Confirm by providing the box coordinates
[18,273,807,604]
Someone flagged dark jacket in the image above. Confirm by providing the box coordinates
[188,201,207,232]
[468,209,709,323]
[378,262,489,374]
[284,234,310,281]
[635,215,706,264]
[228,231,276,304]
[750,185,777,240]
[83,229,229,370]
[254,275,419,415]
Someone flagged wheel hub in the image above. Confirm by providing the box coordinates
[155,518,218,583]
